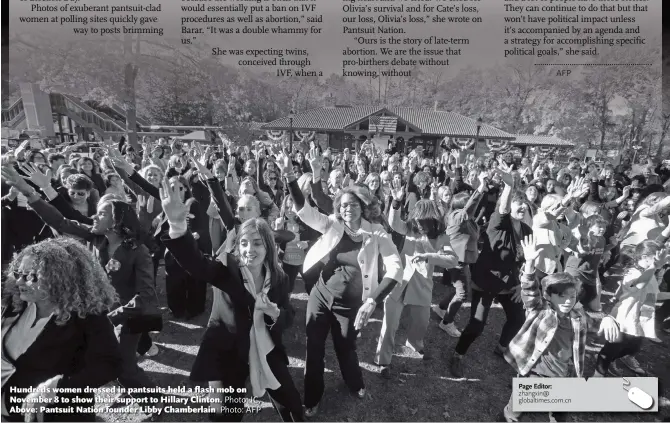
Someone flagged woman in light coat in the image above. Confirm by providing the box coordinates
[277,150,402,418]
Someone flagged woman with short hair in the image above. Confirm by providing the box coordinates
[278,150,402,417]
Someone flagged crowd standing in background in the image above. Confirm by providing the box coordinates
[1,134,669,422]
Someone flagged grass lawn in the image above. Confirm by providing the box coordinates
[96,267,670,422]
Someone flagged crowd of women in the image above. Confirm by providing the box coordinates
[1,134,669,422]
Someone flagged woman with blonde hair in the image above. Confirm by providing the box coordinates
[278,150,402,416]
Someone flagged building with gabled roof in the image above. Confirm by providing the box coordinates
[261,100,515,156]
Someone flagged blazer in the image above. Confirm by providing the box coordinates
[473,210,532,294]
[27,198,160,330]
[297,200,403,302]
[1,305,122,421]
[388,204,456,306]
[161,231,294,381]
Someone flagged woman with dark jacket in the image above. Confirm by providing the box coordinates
[448,164,531,379]
[2,165,162,407]
[1,237,122,422]
[159,180,304,422]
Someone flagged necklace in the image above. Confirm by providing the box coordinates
[343,223,364,242]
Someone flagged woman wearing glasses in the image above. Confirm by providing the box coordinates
[264,169,284,209]
[277,150,402,417]
[1,237,122,422]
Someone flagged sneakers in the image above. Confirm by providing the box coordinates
[449,353,464,378]
[438,322,462,337]
[380,366,392,379]
[619,355,646,375]
[431,304,446,320]
[144,344,159,357]
[304,405,319,418]
[355,388,366,399]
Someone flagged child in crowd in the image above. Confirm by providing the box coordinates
[501,234,620,422]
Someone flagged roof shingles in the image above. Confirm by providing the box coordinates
[262,107,513,139]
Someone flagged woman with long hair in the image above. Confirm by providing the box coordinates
[264,168,284,209]
[77,157,106,194]
[364,172,384,205]
[239,176,280,224]
[275,195,310,292]
[375,191,458,377]
[1,237,122,422]
[160,182,304,421]
[278,150,402,417]
[2,164,163,408]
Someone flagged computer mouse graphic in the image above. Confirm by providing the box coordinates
[628,387,654,410]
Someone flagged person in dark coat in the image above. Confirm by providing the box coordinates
[160,178,304,422]
[1,237,122,422]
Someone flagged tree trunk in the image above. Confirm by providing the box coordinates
[123,34,139,151]
[656,116,670,158]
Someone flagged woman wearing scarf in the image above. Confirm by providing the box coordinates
[159,179,304,422]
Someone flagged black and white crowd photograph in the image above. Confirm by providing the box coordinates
[2,5,670,423]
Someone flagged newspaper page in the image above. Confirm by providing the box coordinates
[1,0,668,422]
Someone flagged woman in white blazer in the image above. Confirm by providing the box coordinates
[277,151,402,418]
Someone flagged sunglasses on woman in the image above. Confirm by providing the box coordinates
[12,271,38,282]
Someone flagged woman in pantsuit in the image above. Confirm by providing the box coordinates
[160,178,304,422]
[277,150,402,417]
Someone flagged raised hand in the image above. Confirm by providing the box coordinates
[622,185,631,197]
[1,164,34,195]
[520,234,544,262]
[18,163,51,189]
[189,149,214,180]
[391,178,404,201]
[108,154,135,175]
[276,149,292,174]
[307,147,321,174]
[160,177,189,225]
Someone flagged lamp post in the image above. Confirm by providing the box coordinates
[288,109,294,154]
[474,117,483,158]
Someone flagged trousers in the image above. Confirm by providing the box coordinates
[454,288,525,355]
[375,295,430,366]
[303,285,364,408]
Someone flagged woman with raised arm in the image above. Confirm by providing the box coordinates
[1,164,162,409]
[277,150,403,417]
[158,179,304,422]
[447,162,532,379]
[374,180,459,377]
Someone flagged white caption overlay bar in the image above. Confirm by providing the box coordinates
[512,377,658,412]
